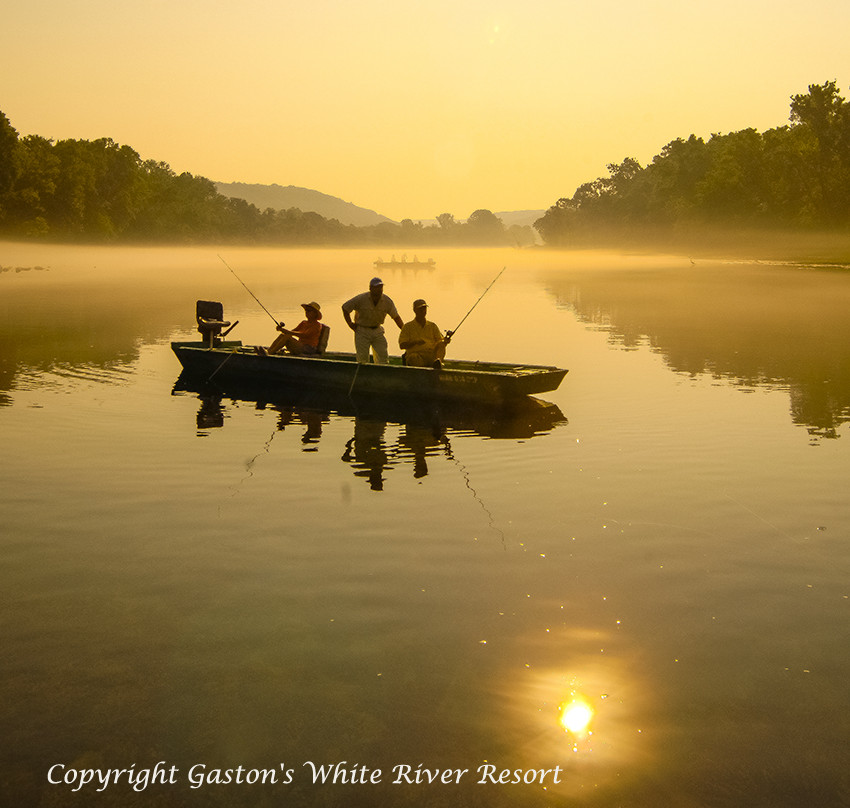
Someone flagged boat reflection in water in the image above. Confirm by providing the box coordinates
[173,373,567,490]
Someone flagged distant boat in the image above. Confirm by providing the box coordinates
[374,254,436,270]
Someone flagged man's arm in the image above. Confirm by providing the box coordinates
[341,304,357,331]
[399,326,425,350]
[286,321,314,338]
[383,297,404,330]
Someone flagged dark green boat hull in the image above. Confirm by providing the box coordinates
[171,341,567,405]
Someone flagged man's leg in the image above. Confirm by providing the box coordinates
[405,352,428,367]
[354,327,371,363]
[285,339,309,355]
[371,331,389,364]
[268,334,291,355]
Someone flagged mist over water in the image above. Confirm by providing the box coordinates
[1,243,849,807]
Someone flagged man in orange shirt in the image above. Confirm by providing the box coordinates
[259,302,323,355]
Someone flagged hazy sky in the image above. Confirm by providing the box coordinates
[3,0,849,221]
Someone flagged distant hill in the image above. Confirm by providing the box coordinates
[216,182,544,230]
[215,182,395,227]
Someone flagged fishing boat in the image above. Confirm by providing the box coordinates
[173,301,567,406]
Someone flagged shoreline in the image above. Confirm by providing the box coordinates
[2,232,850,269]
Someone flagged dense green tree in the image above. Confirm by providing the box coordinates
[0,112,20,210]
[789,80,849,222]
[534,197,576,247]
[506,223,537,247]
[647,135,710,223]
[465,209,504,240]
[693,129,767,221]
[46,138,146,237]
[6,135,60,236]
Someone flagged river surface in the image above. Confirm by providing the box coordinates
[1,244,848,807]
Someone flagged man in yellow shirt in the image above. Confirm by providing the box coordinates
[398,299,452,367]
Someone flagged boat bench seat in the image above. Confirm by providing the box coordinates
[317,324,331,355]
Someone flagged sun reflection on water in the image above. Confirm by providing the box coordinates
[560,698,594,734]
[494,634,652,800]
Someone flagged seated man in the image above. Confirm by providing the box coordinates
[259,302,323,355]
[398,299,451,367]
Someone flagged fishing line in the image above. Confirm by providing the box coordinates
[449,266,506,339]
[723,492,798,542]
[208,347,240,380]
[443,435,507,549]
[228,423,280,498]
[348,363,361,397]
[217,254,281,326]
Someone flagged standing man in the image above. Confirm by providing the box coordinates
[341,277,405,364]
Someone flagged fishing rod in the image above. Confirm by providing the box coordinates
[447,266,506,339]
[217,254,281,326]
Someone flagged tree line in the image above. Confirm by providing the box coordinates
[535,81,850,246]
[4,82,845,248]
[0,112,531,246]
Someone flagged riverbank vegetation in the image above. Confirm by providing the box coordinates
[0,113,529,247]
[535,82,850,261]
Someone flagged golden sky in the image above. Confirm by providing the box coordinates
[3,0,849,221]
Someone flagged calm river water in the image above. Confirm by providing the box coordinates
[1,244,848,807]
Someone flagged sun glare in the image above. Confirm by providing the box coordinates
[560,700,594,734]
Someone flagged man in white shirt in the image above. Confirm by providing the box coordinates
[341,277,405,364]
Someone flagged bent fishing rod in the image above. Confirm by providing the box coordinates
[217,254,281,326]
[447,266,506,339]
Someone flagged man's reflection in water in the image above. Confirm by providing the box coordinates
[299,410,324,449]
[187,388,566,488]
[193,390,329,455]
[196,394,225,433]
[396,423,448,479]
[275,407,327,451]
[341,417,393,491]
